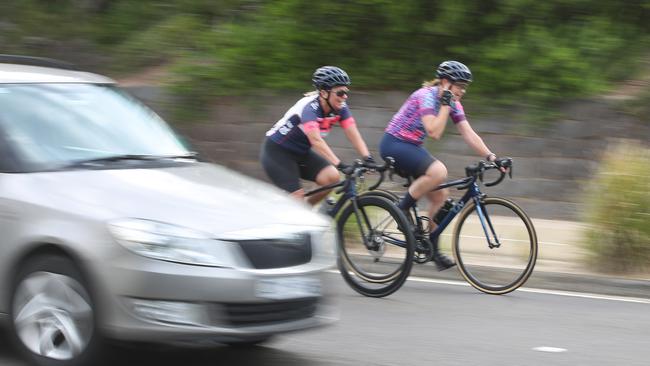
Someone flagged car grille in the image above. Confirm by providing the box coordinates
[220,298,319,326]
[236,234,312,269]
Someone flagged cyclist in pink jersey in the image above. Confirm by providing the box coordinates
[380,61,501,270]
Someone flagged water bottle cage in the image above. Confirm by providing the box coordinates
[433,198,455,224]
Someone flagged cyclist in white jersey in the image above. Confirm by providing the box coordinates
[261,66,374,205]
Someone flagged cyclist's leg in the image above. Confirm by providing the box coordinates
[421,161,449,224]
[416,160,448,212]
[380,134,453,269]
[425,187,448,231]
[379,134,437,210]
[290,188,306,200]
[418,162,455,270]
[300,150,338,206]
[260,138,304,199]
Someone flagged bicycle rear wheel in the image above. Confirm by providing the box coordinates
[360,190,430,262]
[452,196,537,295]
[337,195,415,298]
[363,189,399,202]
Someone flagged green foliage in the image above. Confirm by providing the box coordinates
[0,0,90,56]
[110,14,207,73]
[2,0,650,120]
[583,141,650,274]
[167,0,650,111]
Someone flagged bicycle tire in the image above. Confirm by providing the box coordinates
[452,196,538,295]
[362,189,399,202]
[336,195,415,298]
[337,195,411,282]
[361,190,415,225]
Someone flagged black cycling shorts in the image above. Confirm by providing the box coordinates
[379,133,436,178]
[260,138,331,193]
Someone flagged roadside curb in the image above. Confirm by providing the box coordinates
[406,262,650,299]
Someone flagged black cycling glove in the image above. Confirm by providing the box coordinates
[440,89,453,106]
[363,155,376,165]
[336,162,355,175]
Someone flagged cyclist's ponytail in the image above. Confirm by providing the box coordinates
[422,78,442,88]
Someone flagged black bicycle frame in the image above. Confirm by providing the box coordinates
[389,176,502,251]
[306,171,379,249]
[308,164,504,252]
[438,183,503,251]
[306,174,357,218]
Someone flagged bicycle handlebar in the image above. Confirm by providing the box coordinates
[306,157,396,197]
[364,157,394,190]
[335,157,395,193]
[335,156,513,195]
[463,157,513,188]
[367,157,394,172]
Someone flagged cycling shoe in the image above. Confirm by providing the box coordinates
[431,252,456,271]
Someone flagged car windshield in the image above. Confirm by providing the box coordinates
[0,83,191,170]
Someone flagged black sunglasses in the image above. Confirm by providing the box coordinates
[334,90,349,97]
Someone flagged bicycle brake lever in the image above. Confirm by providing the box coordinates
[509,165,513,179]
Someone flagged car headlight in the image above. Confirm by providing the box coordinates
[108,219,239,267]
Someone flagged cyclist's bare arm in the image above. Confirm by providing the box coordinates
[455,120,495,158]
[422,107,451,140]
[342,124,370,158]
[301,126,341,165]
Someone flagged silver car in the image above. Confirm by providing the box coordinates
[0,56,337,366]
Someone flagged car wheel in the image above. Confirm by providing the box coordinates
[10,254,101,366]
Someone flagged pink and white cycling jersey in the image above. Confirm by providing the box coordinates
[266,95,355,154]
[385,86,466,145]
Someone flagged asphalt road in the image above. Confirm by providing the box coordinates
[1,272,649,366]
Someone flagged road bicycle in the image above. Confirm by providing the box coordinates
[305,159,416,298]
[349,158,538,296]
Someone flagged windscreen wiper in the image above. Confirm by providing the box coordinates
[63,153,198,168]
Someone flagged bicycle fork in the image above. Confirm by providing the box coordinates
[472,196,501,249]
[335,178,381,253]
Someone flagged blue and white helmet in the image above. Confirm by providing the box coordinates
[436,61,472,83]
[312,66,351,90]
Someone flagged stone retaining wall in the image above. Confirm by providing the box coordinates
[129,87,650,220]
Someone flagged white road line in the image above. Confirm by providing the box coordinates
[326,270,650,304]
[533,346,568,353]
[406,275,650,304]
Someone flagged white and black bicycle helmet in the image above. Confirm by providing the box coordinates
[436,61,472,83]
[312,66,351,90]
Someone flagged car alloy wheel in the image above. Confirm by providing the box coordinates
[11,255,97,366]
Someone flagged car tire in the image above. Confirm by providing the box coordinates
[10,254,103,366]
[224,335,272,348]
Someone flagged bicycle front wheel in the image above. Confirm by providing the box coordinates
[337,195,415,298]
[452,197,537,295]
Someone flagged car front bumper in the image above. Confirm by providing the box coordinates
[92,251,338,343]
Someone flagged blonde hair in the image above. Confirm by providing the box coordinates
[422,78,442,88]
[304,90,319,97]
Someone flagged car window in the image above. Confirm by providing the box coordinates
[0,84,190,170]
